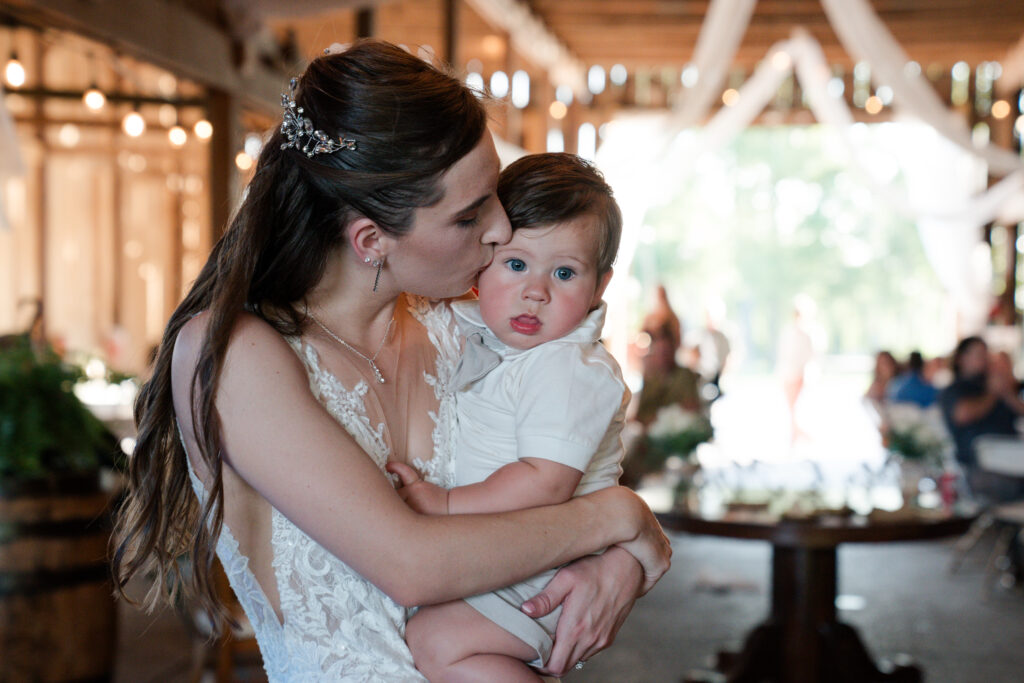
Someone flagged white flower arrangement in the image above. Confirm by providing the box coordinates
[644,404,713,469]
[884,402,950,466]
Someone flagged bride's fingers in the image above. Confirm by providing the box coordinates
[385,461,420,486]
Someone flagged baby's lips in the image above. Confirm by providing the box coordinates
[509,315,541,334]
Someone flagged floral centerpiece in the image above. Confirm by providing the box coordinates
[884,402,950,468]
[643,403,714,472]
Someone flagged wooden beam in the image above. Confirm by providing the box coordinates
[3,0,285,114]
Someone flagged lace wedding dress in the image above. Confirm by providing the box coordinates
[187,296,460,681]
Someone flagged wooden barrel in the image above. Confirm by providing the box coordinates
[0,473,117,683]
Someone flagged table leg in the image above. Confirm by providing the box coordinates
[772,545,835,683]
[693,544,922,683]
[772,544,920,683]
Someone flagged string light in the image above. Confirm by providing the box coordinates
[549,101,567,119]
[58,123,80,147]
[193,119,213,140]
[83,85,106,111]
[122,104,146,137]
[511,70,530,109]
[490,70,509,98]
[234,151,254,171]
[865,95,883,115]
[4,51,25,88]
[609,64,628,86]
[992,100,1011,120]
[168,124,187,146]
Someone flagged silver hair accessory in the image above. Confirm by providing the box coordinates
[280,78,357,158]
[323,42,349,56]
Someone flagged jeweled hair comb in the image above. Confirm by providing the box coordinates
[280,78,357,158]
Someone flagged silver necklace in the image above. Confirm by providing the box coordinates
[309,313,395,384]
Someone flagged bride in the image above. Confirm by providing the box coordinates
[113,40,670,681]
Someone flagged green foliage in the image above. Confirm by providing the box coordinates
[645,422,714,471]
[887,429,940,464]
[630,124,950,366]
[0,334,116,482]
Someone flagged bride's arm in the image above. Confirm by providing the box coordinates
[174,314,670,607]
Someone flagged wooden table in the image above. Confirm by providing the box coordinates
[656,508,976,683]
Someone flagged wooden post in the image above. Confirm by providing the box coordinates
[356,8,375,39]
[443,0,459,68]
[31,34,48,339]
[206,90,239,241]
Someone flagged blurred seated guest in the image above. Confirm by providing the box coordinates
[865,350,899,410]
[634,321,702,425]
[939,336,1024,502]
[691,306,731,402]
[622,289,703,487]
[925,354,953,389]
[990,349,1024,395]
[887,350,938,408]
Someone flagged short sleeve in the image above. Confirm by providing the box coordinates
[512,344,626,472]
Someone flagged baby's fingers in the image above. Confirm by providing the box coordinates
[385,461,421,487]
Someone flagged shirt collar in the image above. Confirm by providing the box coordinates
[452,299,607,358]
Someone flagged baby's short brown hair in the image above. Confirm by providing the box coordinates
[497,153,622,275]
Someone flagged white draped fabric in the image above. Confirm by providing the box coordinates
[820,0,1024,178]
[603,0,1024,336]
[669,0,758,130]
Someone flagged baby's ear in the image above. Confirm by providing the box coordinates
[591,268,613,309]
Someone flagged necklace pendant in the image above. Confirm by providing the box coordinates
[370,363,386,384]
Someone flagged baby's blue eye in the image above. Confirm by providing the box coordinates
[554,267,575,281]
[506,258,526,272]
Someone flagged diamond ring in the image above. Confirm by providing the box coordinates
[574,660,586,670]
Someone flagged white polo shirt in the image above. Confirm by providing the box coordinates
[451,300,629,496]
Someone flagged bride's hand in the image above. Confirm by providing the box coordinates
[521,547,643,677]
[598,486,672,595]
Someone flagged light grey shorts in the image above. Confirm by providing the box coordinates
[464,567,560,667]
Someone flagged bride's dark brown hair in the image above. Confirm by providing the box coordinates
[112,39,487,628]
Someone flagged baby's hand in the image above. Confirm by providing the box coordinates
[386,462,450,515]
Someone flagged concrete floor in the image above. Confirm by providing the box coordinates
[115,529,1024,683]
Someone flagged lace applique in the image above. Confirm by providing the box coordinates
[286,338,390,468]
[406,296,461,489]
[183,298,461,680]
[184,464,292,681]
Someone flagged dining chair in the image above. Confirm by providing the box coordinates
[970,435,1024,592]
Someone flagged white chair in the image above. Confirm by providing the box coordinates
[975,435,1024,479]
[974,435,1024,591]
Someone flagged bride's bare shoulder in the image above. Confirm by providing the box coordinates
[171,311,298,388]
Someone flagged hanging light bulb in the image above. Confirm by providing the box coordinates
[193,119,213,140]
[123,104,146,137]
[168,124,187,147]
[83,85,106,111]
[5,51,26,88]
[235,151,254,171]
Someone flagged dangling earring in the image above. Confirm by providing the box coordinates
[372,258,384,292]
